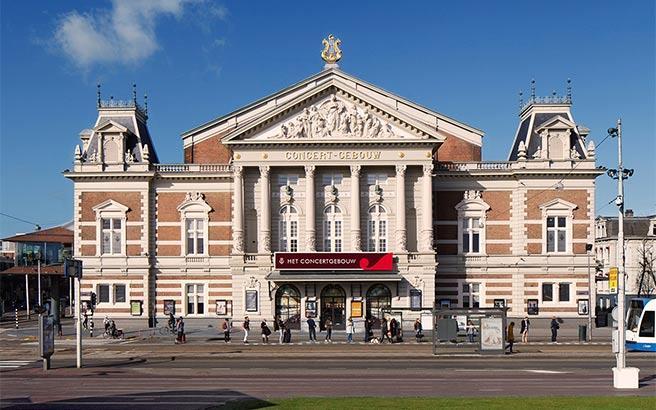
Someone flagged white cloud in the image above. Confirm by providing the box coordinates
[52,0,220,68]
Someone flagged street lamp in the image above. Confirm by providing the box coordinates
[607,119,639,389]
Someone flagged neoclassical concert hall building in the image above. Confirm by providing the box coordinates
[66,36,602,329]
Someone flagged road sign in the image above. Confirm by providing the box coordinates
[609,267,618,293]
[64,258,83,279]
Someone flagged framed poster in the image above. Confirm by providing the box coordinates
[245,290,258,312]
[163,300,175,316]
[479,317,504,351]
[410,289,422,311]
[351,300,363,318]
[577,299,589,315]
[527,299,539,315]
[216,299,228,316]
[305,298,317,318]
[493,299,505,309]
[130,300,142,316]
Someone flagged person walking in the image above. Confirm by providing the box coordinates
[346,317,354,343]
[520,316,530,343]
[364,317,371,343]
[381,317,390,343]
[274,316,283,344]
[414,318,423,342]
[389,318,397,343]
[550,316,560,343]
[324,318,333,342]
[243,316,250,344]
[222,318,231,343]
[505,321,515,354]
[175,316,185,344]
[261,319,271,343]
[307,317,317,342]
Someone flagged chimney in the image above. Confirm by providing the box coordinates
[625,209,634,218]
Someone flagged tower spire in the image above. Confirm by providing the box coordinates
[97,83,101,108]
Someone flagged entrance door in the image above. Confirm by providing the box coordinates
[320,285,346,330]
[275,284,301,330]
[366,284,392,329]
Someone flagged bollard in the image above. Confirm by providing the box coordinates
[15,308,19,329]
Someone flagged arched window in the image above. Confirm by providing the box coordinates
[323,205,343,252]
[367,204,387,252]
[279,205,299,252]
[275,284,301,330]
[366,284,392,328]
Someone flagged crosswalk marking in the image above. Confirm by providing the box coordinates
[0,360,34,369]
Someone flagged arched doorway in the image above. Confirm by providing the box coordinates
[320,285,346,330]
[275,284,301,329]
[366,284,392,329]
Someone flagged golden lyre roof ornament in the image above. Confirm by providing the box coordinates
[321,34,342,68]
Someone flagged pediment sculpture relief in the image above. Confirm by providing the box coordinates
[276,95,398,140]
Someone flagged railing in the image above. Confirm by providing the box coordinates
[155,164,233,173]
[244,254,257,263]
[185,256,207,263]
[520,95,571,112]
[437,161,513,171]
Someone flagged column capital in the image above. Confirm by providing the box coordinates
[233,165,244,177]
[395,164,407,176]
[350,165,361,177]
[304,165,316,178]
[422,163,433,177]
[259,165,270,177]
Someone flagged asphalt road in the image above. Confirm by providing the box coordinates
[1,355,654,409]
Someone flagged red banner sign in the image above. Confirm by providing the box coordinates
[274,252,394,271]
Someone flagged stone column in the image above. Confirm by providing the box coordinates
[232,166,245,254]
[395,165,407,253]
[259,166,271,253]
[350,165,362,252]
[305,165,316,251]
[420,164,434,253]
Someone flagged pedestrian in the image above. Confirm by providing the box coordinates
[550,316,560,343]
[389,318,397,343]
[381,317,389,343]
[307,317,317,342]
[261,319,271,343]
[243,316,250,344]
[176,316,185,344]
[222,318,231,343]
[324,318,333,342]
[103,316,111,334]
[346,317,354,343]
[82,312,89,331]
[505,321,515,354]
[466,320,476,343]
[273,315,280,342]
[57,320,63,337]
[276,316,284,344]
[414,318,423,342]
[520,316,530,343]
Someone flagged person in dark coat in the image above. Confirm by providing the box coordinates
[389,318,398,343]
[261,319,271,343]
[307,317,317,342]
[381,318,389,343]
[550,316,560,343]
[505,321,515,354]
[324,318,333,342]
[364,317,371,343]
[520,317,530,343]
[222,318,231,343]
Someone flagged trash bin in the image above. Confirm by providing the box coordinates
[578,325,587,341]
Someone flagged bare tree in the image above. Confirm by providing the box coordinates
[636,239,656,296]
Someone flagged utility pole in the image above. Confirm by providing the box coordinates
[586,244,593,341]
[76,275,82,368]
[607,118,639,388]
[38,259,41,306]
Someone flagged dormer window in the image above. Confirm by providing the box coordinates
[650,220,656,237]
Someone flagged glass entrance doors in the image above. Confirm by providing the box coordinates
[366,284,392,329]
[320,285,346,330]
[275,284,301,329]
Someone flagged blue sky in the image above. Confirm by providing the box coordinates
[1,0,654,237]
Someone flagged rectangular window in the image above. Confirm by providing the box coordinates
[558,283,570,302]
[114,284,126,303]
[542,283,553,302]
[367,173,388,186]
[462,283,480,308]
[185,218,205,255]
[101,218,122,255]
[546,216,567,253]
[98,284,110,303]
[186,284,205,315]
[462,217,482,254]
[322,173,343,186]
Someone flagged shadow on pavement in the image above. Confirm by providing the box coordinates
[2,389,274,410]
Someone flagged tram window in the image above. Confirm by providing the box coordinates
[639,311,654,338]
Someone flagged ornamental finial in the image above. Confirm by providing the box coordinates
[321,34,342,67]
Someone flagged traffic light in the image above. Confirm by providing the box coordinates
[90,292,97,310]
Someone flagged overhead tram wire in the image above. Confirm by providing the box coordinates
[0,212,41,230]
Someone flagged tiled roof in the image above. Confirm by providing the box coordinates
[2,226,73,244]
[0,264,65,276]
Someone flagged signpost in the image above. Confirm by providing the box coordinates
[64,258,83,368]
[38,314,55,370]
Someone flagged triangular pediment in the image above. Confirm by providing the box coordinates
[535,115,575,132]
[94,119,130,134]
[222,80,445,145]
